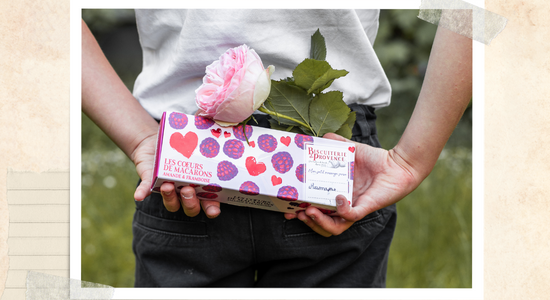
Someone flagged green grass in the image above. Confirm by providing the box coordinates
[386,147,472,288]
[81,113,138,287]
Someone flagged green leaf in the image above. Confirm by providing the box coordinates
[299,126,314,136]
[293,59,331,92]
[307,68,349,94]
[310,29,327,61]
[267,80,311,127]
[268,118,305,134]
[309,91,351,137]
[334,111,356,139]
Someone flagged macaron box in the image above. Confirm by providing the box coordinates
[150,111,356,214]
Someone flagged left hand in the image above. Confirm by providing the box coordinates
[284,133,422,237]
[132,133,220,218]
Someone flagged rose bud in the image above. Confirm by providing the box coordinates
[195,44,275,127]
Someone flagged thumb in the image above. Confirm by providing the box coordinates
[336,194,376,222]
[134,179,152,201]
[335,194,360,222]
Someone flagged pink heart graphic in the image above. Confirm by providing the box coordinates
[280,136,291,147]
[245,156,266,176]
[271,175,282,186]
[211,128,221,138]
[170,132,198,159]
[224,131,231,138]
[249,141,256,148]
[348,146,355,153]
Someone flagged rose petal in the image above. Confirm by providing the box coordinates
[214,89,255,124]
[253,65,275,110]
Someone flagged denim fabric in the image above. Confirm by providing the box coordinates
[132,104,397,287]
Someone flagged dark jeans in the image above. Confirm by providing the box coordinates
[132,104,397,287]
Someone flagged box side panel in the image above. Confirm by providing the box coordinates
[152,176,338,214]
[151,112,167,190]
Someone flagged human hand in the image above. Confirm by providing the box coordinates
[131,133,221,218]
[284,133,422,237]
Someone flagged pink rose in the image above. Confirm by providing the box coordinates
[195,45,275,126]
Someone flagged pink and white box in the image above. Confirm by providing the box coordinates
[151,111,356,214]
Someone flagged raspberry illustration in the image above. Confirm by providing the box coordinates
[223,139,245,159]
[233,124,253,141]
[217,160,238,181]
[349,162,355,180]
[168,112,188,129]
[294,134,313,150]
[277,186,299,201]
[194,116,215,129]
[196,192,218,199]
[202,183,222,192]
[258,134,278,153]
[199,137,220,158]
[271,151,294,174]
[295,164,305,182]
[239,181,260,195]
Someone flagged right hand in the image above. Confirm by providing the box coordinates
[131,133,221,218]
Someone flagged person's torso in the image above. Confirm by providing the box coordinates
[133,9,391,119]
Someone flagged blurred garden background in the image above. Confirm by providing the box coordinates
[81,9,472,288]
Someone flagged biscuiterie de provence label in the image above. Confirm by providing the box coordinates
[304,143,354,207]
[151,111,356,214]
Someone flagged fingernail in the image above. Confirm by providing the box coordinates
[206,206,219,218]
[309,214,316,221]
[163,190,172,196]
[336,198,344,206]
[182,192,193,199]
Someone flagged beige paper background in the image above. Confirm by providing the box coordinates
[0,0,548,299]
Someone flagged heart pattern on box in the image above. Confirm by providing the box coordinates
[170,132,198,159]
[271,175,282,186]
[245,156,266,176]
[211,128,222,138]
[280,136,291,147]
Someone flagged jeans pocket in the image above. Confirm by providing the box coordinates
[283,209,382,238]
[134,210,208,238]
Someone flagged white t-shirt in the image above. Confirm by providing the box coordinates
[133,9,391,120]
